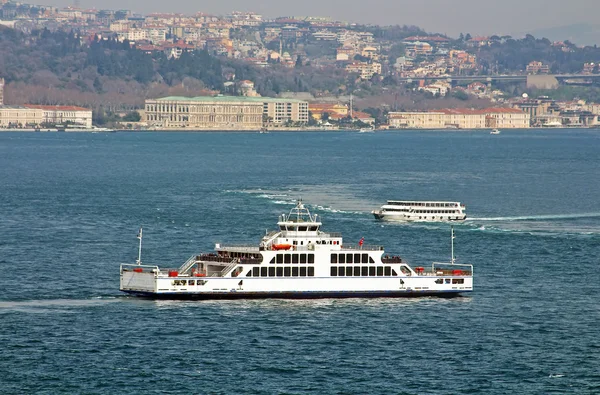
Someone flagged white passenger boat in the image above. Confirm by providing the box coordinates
[372,200,467,222]
[490,129,501,134]
[120,200,473,299]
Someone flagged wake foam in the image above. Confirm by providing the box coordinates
[468,213,600,222]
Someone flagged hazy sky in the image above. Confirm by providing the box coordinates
[53,0,599,37]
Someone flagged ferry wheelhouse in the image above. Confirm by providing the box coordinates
[120,200,473,299]
[372,200,467,222]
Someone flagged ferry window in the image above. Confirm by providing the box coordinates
[189,280,195,285]
[331,254,338,264]
[308,254,314,264]
[392,269,398,276]
[347,254,353,264]
[445,279,451,284]
[300,254,307,264]
[284,254,291,264]
[268,267,275,277]
[253,267,260,277]
[384,267,392,276]
[261,267,267,277]
[276,267,283,277]
[270,257,275,264]
[280,225,285,230]
[308,267,314,277]
[369,256,375,264]
[346,267,353,276]
[338,267,345,276]
[354,254,361,263]
[276,254,283,264]
[331,267,337,276]
[369,267,376,276]
[435,279,443,284]
[339,254,346,264]
[298,226,307,231]
[292,254,299,264]
[362,254,368,263]
[300,267,307,276]
[354,266,360,276]
[310,226,318,231]
[377,267,383,276]
[361,267,368,276]
[292,267,299,277]
[284,267,291,277]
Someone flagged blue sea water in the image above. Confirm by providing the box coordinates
[1,129,599,394]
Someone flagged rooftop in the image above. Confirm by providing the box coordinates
[152,95,307,103]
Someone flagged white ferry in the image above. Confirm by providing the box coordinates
[120,200,473,299]
[372,200,467,222]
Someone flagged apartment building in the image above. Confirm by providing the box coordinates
[345,62,382,80]
[263,98,309,124]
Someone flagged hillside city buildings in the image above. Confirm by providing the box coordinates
[1,2,600,130]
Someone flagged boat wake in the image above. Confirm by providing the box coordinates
[228,188,373,215]
[0,297,122,312]
[468,213,600,222]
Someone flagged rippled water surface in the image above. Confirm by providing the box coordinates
[1,130,599,394]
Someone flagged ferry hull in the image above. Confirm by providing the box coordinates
[372,212,466,222]
[122,289,468,300]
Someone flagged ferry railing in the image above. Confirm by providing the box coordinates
[196,254,239,264]
[341,245,384,251]
[428,262,474,276]
[120,263,160,274]
[215,245,261,253]
[178,255,198,275]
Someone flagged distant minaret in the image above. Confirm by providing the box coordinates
[0,78,4,106]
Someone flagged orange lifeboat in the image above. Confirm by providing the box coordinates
[272,244,293,251]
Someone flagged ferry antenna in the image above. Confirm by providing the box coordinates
[136,227,143,265]
[451,226,455,265]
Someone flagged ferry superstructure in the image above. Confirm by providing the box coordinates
[120,200,473,299]
[372,200,467,222]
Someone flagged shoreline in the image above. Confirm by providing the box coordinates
[1,126,599,133]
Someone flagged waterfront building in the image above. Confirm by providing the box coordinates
[388,108,530,129]
[0,106,43,128]
[144,96,309,129]
[24,105,93,128]
[263,98,309,124]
